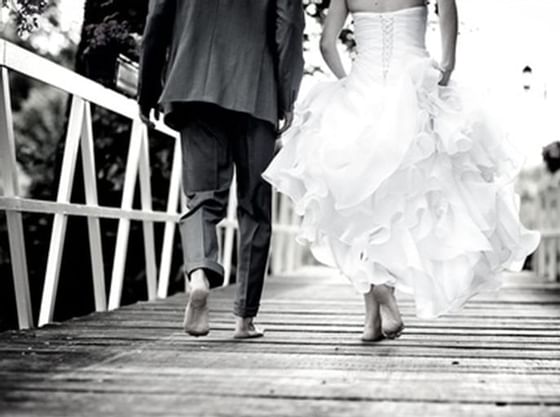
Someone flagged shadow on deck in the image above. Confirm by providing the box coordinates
[1,269,559,416]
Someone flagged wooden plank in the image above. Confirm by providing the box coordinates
[2,348,560,376]
[2,392,559,417]
[1,271,560,416]
[2,333,559,354]
[3,370,560,404]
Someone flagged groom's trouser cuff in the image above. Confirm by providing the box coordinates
[182,260,224,282]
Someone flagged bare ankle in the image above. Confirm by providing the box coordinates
[189,269,210,290]
[235,316,253,329]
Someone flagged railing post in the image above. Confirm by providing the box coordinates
[545,192,557,281]
[39,96,86,326]
[108,120,144,310]
[272,194,290,275]
[157,135,182,298]
[222,178,237,286]
[181,191,188,292]
[536,192,545,277]
[137,125,157,301]
[0,67,33,329]
[82,102,107,312]
[108,120,161,308]
[285,206,299,273]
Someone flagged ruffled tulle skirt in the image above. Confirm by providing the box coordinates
[263,54,541,319]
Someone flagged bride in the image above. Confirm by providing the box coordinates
[263,0,541,341]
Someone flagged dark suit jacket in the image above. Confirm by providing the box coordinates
[138,0,305,129]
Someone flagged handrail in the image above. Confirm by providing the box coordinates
[0,39,174,136]
[536,178,560,281]
[0,39,305,330]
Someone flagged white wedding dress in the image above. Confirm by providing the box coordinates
[263,5,540,318]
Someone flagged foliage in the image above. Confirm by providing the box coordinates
[76,0,146,87]
[1,0,48,36]
[303,0,330,21]
[14,86,66,197]
[303,0,356,58]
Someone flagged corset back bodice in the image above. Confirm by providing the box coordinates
[352,6,429,81]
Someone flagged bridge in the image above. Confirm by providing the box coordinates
[1,40,559,416]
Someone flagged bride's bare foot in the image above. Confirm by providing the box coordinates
[362,287,383,342]
[234,317,265,339]
[183,270,210,337]
[373,284,404,339]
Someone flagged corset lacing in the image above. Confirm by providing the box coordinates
[380,14,395,81]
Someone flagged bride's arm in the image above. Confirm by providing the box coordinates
[320,0,349,79]
[437,0,458,85]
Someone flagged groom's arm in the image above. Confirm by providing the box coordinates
[138,0,176,117]
[275,0,306,117]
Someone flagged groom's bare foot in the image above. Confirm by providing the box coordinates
[362,287,383,342]
[234,317,265,339]
[373,284,404,339]
[183,270,210,337]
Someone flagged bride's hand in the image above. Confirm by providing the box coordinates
[273,138,283,155]
[277,111,294,136]
[439,68,453,86]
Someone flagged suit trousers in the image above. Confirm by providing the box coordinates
[178,103,275,318]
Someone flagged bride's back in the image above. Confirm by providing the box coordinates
[346,0,427,13]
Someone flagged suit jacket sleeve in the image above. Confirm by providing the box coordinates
[137,0,176,109]
[275,0,305,116]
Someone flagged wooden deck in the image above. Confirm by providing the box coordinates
[1,268,559,416]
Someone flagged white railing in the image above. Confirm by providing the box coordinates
[536,177,560,281]
[0,39,305,330]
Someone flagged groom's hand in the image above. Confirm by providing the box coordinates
[139,104,160,129]
[277,111,294,136]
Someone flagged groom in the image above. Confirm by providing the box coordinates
[137,0,305,337]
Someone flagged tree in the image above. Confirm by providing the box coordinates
[1,0,49,36]
[303,0,330,21]
[75,0,147,87]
